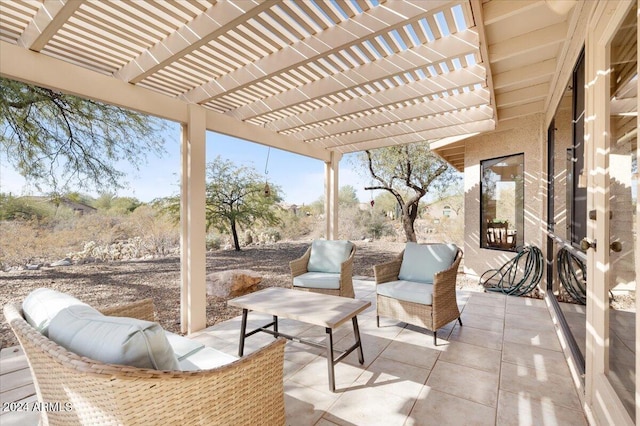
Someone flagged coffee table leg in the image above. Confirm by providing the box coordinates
[325,327,335,392]
[273,315,279,338]
[239,308,248,357]
[352,316,364,365]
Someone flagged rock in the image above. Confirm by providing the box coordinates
[51,258,72,267]
[25,264,41,270]
[206,270,262,298]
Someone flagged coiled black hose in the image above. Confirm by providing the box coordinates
[480,245,544,296]
[557,247,586,304]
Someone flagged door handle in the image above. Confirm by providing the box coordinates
[610,241,622,253]
[580,238,596,251]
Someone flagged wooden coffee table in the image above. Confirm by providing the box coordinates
[228,287,371,391]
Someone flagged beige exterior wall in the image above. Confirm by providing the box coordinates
[463,114,546,277]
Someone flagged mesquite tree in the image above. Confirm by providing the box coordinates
[204,156,281,251]
[359,143,460,242]
[0,77,166,193]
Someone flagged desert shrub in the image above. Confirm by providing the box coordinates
[362,213,396,240]
[126,205,179,255]
[276,210,315,240]
[0,203,181,267]
[258,228,281,243]
[0,194,57,221]
[206,233,222,250]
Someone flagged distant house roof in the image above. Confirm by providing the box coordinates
[22,196,96,214]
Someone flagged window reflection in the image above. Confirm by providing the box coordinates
[607,3,637,419]
[480,154,524,251]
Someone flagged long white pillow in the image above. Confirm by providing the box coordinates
[49,304,180,371]
[22,288,88,336]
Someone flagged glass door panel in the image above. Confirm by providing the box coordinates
[607,5,637,420]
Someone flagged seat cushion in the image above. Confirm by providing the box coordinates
[398,243,458,284]
[376,280,434,305]
[165,332,205,362]
[293,272,341,289]
[179,347,239,371]
[307,240,353,273]
[22,288,89,336]
[49,304,180,371]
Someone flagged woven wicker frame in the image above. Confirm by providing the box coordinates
[4,299,286,426]
[374,247,463,340]
[289,243,356,298]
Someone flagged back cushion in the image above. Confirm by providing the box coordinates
[22,288,88,336]
[398,243,458,284]
[49,304,180,371]
[307,240,353,273]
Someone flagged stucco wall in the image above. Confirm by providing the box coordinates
[463,114,546,277]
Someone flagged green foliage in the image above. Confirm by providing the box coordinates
[0,77,167,192]
[205,156,281,250]
[93,192,142,213]
[355,142,460,241]
[361,212,396,240]
[0,193,57,220]
[338,185,359,206]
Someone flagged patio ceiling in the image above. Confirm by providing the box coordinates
[0,0,579,166]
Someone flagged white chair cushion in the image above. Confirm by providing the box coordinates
[179,347,238,371]
[293,272,341,290]
[307,240,353,273]
[398,243,458,284]
[165,332,205,362]
[22,288,88,336]
[376,280,434,305]
[49,304,180,371]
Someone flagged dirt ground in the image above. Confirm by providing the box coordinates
[0,240,483,349]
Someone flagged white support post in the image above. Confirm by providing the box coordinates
[324,152,342,240]
[180,104,207,334]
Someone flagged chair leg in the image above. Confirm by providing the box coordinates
[458,316,463,326]
[433,330,437,346]
[376,315,380,328]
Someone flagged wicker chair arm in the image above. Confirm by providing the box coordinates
[339,244,356,298]
[99,298,155,321]
[373,250,403,284]
[289,246,312,279]
[431,248,463,329]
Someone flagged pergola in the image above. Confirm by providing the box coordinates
[0,0,579,333]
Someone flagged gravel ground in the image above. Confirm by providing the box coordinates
[0,240,483,349]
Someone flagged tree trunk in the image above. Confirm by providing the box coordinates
[402,200,420,242]
[230,219,241,251]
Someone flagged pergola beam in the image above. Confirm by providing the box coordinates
[496,83,550,108]
[482,0,539,26]
[182,0,451,104]
[489,22,568,63]
[230,29,481,122]
[17,0,82,51]
[497,100,545,121]
[493,59,557,90]
[301,91,490,143]
[317,106,494,148]
[335,118,495,152]
[271,66,487,134]
[0,40,331,162]
[115,1,274,84]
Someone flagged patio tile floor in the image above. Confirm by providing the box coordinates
[1,278,588,425]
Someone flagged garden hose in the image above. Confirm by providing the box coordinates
[557,247,586,304]
[480,245,544,296]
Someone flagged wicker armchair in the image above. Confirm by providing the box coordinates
[374,243,463,345]
[4,298,286,426]
[290,240,356,298]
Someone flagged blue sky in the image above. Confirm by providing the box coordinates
[0,121,373,205]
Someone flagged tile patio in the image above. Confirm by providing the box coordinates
[1,278,587,425]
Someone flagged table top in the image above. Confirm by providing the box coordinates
[228,287,371,329]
